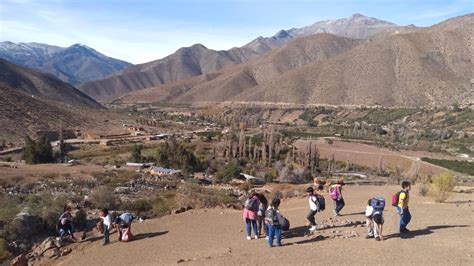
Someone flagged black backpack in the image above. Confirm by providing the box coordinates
[316,194,326,211]
[279,216,290,231]
[245,197,259,211]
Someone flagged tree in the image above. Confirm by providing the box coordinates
[130,144,143,163]
[22,135,53,164]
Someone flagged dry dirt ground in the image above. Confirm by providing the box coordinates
[52,185,473,265]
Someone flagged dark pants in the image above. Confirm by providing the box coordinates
[399,208,412,232]
[306,210,317,226]
[245,218,258,237]
[103,224,110,244]
[257,216,268,236]
[335,198,345,214]
[267,224,281,247]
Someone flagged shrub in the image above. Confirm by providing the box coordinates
[89,186,122,210]
[216,162,241,183]
[153,192,176,217]
[0,238,11,264]
[122,199,153,217]
[73,209,88,230]
[22,135,53,164]
[418,184,429,197]
[428,172,456,202]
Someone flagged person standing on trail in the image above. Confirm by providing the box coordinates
[243,192,260,240]
[257,193,269,238]
[306,187,319,233]
[265,198,282,247]
[99,208,112,245]
[329,179,345,216]
[394,181,412,234]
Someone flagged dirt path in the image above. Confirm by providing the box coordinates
[52,186,473,265]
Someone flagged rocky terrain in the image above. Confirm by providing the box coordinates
[0,42,131,86]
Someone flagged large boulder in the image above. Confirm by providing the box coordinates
[10,209,41,239]
[11,253,28,266]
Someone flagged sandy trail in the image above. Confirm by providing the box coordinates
[54,186,473,265]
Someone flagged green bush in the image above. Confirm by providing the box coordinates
[0,238,11,264]
[152,192,176,217]
[73,209,88,230]
[90,186,122,210]
[421,158,474,175]
[429,172,456,202]
[216,162,241,183]
[122,199,153,216]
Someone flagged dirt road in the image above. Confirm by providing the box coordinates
[53,185,473,265]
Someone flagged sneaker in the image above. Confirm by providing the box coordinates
[365,235,374,239]
[400,228,410,233]
[246,236,251,240]
[333,210,339,217]
[265,236,269,240]
[254,235,258,240]
[309,226,317,232]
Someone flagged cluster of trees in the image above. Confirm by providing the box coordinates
[155,140,202,174]
[22,135,53,164]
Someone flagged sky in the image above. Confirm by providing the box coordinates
[0,0,472,64]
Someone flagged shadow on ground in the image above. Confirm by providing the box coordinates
[385,225,469,240]
[134,231,169,240]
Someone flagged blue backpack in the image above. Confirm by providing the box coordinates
[370,196,385,211]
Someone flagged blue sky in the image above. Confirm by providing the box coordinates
[0,0,472,64]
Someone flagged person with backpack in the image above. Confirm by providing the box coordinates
[365,197,385,241]
[265,197,282,247]
[306,186,325,233]
[257,193,269,238]
[99,208,112,245]
[393,181,412,234]
[329,179,345,216]
[58,206,76,242]
[243,192,260,240]
[114,213,135,242]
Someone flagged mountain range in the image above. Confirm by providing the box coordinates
[79,13,399,101]
[0,42,131,86]
[118,13,473,107]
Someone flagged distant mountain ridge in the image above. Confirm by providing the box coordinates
[79,13,400,101]
[0,42,131,85]
[119,13,474,107]
[0,59,102,109]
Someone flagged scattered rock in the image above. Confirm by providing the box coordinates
[43,248,60,258]
[60,247,72,257]
[11,253,28,266]
[177,259,185,263]
[73,231,86,241]
[315,235,325,241]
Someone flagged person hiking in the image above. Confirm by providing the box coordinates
[243,192,260,240]
[265,197,282,247]
[257,193,269,238]
[395,181,412,234]
[115,213,135,242]
[365,197,385,241]
[58,206,76,242]
[329,179,345,216]
[306,187,319,233]
[99,208,112,245]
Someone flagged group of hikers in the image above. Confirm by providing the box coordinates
[242,179,412,247]
[57,207,135,245]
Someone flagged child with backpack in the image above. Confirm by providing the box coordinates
[58,206,76,242]
[392,181,412,234]
[265,198,282,247]
[243,192,260,240]
[329,179,345,216]
[257,193,269,238]
[306,186,325,233]
[365,197,385,241]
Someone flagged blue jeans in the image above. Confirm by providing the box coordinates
[103,224,110,243]
[245,219,258,237]
[335,198,345,214]
[397,207,411,232]
[267,224,281,247]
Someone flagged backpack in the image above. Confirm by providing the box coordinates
[329,186,340,200]
[279,216,290,231]
[121,228,134,242]
[265,208,279,226]
[370,196,385,211]
[245,197,259,211]
[391,191,403,207]
[316,195,325,211]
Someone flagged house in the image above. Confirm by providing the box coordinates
[150,167,182,177]
[126,162,155,170]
